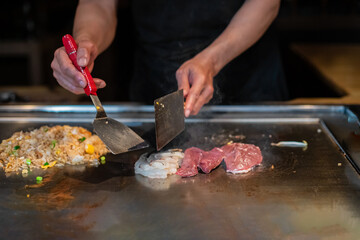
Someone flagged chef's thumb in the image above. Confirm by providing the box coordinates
[76,46,90,67]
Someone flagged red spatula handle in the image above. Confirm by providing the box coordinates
[62,34,97,96]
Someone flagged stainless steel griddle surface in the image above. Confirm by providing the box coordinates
[0,105,359,239]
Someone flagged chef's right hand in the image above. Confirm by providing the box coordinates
[51,39,106,94]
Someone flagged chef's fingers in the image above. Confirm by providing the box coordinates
[53,47,87,88]
[93,78,106,89]
[176,68,190,98]
[57,77,85,95]
[184,75,205,117]
[52,59,85,94]
[191,85,214,115]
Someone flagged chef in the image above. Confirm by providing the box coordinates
[51,0,288,117]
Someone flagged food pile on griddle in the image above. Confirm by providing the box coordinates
[0,125,109,173]
[135,143,263,179]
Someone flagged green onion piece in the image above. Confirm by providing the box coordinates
[78,137,86,143]
[51,140,57,149]
[44,162,49,166]
[44,128,49,132]
[26,159,31,165]
[14,145,20,150]
[100,155,106,164]
[36,176,43,181]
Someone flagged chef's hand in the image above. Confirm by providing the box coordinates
[176,55,215,117]
[51,39,106,94]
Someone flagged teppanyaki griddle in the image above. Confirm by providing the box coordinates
[0,105,359,240]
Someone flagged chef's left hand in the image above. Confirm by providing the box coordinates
[176,55,216,117]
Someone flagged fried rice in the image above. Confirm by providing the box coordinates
[0,125,109,173]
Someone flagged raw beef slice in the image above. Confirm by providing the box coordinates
[198,147,224,173]
[221,143,262,174]
[176,147,204,177]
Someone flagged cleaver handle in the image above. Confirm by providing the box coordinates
[62,34,97,96]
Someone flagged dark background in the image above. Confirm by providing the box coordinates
[1,0,360,102]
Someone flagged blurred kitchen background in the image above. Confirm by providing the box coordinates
[1,0,360,103]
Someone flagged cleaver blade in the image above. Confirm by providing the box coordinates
[154,89,185,151]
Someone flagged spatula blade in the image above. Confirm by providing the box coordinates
[93,117,148,154]
[154,89,185,151]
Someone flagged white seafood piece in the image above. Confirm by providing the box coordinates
[135,150,184,179]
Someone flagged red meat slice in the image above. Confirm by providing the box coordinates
[198,147,224,173]
[221,143,262,174]
[177,143,262,178]
[176,147,204,177]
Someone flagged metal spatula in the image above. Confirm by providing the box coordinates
[62,34,148,154]
[154,89,185,151]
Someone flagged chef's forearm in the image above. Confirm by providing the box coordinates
[73,0,118,54]
[198,0,280,76]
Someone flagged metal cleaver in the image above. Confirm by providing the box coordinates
[154,90,185,151]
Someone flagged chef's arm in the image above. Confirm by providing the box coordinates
[177,0,281,117]
[51,0,118,94]
[73,0,118,66]
[200,0,279,75]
